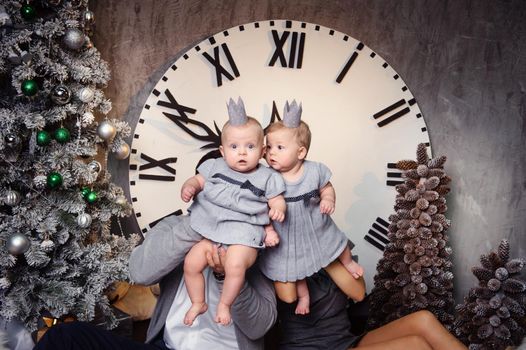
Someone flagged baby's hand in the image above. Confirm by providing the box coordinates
[269,208,285,223]
[264,229,280,247]
[320,198,335,215]
[346,260,364,279]
[181,185,197,202]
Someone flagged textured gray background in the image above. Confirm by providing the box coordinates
[93,0,526,301]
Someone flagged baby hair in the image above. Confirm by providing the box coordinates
[221,116,264,145]
[266,120,311,153]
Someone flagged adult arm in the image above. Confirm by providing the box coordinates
[228,266,277,339]
[129,215,201,285]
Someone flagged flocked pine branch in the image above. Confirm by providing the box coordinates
[0,0,138,331]
[367,143,455,330]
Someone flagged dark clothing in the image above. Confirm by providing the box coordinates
[277,270,364,350]
[34,322,168,350]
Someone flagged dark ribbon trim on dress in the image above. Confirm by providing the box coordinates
[285,189,319,203]
[212,173,266,197]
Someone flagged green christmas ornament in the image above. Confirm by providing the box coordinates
[81,186,91,199]
[20,4,37,21]
[54,127,70,143]
[86,191,98,203]
[21,79,38,96]
[36,130,51,146]
[47,172,63,189]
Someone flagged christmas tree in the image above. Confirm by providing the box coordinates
[453,239,526,350]
[367,143,455,330]
[0,0,139,331]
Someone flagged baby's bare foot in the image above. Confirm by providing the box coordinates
[295,296,310,315]
[183,302,208,326]
[215,302,232,325]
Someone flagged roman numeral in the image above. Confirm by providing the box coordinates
[202,43,240,87]
[157,89,197,121]
[336,43,363,83]
[386,162,404,186]
[268,30,306,69]
[363,217,390,251]
[373,98,416,127]
[148,209,183,230]
[263,101,282,134]
[135,153,177,181]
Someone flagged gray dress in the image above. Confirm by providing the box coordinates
[189,158,285,248]
[260,160,352,282]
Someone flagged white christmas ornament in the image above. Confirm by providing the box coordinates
[5,190,21,206]
[97,120,116,141]
[77,213,92,228]
[77,87,95,103]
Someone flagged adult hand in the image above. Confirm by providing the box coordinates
[206,244,226,274]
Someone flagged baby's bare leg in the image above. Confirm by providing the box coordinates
[324,259,366,302]
[274,281,297,303]
[295,279,310,315]
[183,239,213,326]
[339,246,364,279]
[216,245,258,325]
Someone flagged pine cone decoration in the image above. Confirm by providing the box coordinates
[368,143,455,330]
[453,239,526,349]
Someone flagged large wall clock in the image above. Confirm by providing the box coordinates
[125,19,431,292]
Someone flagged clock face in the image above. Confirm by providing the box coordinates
[127,19,431,292]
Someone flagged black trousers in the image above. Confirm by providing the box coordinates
[34,321,168,350]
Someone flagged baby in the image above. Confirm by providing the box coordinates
[181,98,286,325]
[260,101,364,314]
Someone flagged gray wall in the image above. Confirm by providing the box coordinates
[93,0,526,301]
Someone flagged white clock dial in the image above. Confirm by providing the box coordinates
[128,20,431,292]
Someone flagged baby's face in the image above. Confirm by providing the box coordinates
[265,128,303,173]
[220,123,264,173]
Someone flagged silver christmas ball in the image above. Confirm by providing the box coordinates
[115,195,128,206]
[97,120,116,141]
[5,190,21,206]
[83,10,95,25]
[114,142,130,160]
[7,233,30,255]
[63,28,86,50]
[77,87,95,103]
[88,160,102,174]
[50,84,71,105]
[4,134,16,145]
[77,213,92,228]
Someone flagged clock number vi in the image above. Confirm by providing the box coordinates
[130,153,178,182]
[268,30,306,69]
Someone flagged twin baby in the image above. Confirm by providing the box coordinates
[180,98,364,326]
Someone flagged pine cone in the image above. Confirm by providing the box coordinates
[396,159,418,170]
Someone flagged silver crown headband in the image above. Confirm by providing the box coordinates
[282,100,302,128]
[227,97,248,126]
